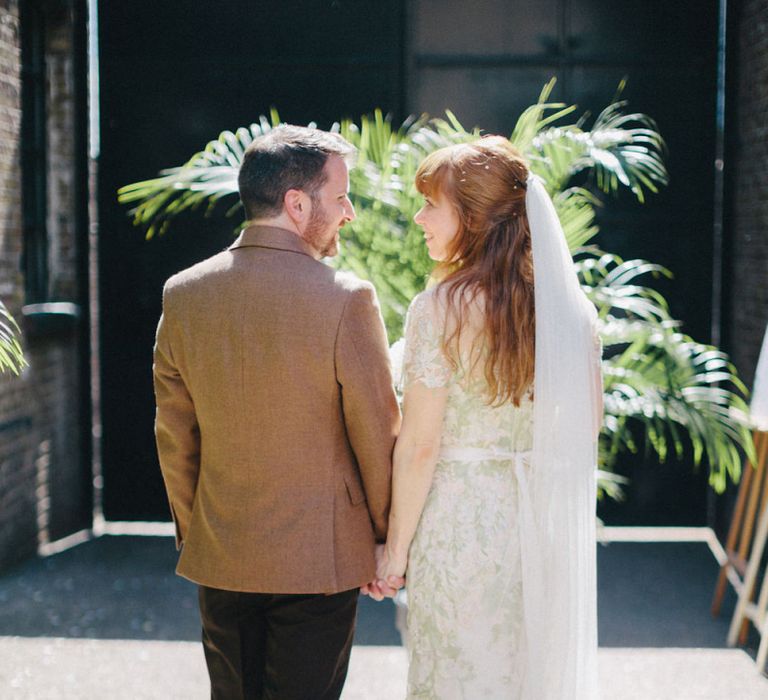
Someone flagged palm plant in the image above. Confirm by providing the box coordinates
[579,249,751,494]
[118,79,753,495]
[0,302,26,375]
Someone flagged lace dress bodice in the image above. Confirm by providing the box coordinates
[402,290,533,454]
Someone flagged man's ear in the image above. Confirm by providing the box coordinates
[284,189,309,227]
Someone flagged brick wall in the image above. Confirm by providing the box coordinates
[0,2,21,305]
[0,0,88,572]
[729,0,768,389]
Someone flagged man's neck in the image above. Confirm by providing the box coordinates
[245,216,323,260]
[246,214,301,237]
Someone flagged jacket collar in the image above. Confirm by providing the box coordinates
[229,225,318,259]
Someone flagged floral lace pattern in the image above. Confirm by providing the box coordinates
[401,292,453,391]
[401,290,534,699]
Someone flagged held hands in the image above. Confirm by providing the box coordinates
[360,543,407,602]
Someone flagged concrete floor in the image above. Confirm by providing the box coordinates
[0,534,766,698]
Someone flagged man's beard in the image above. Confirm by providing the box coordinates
[304,197,338,258]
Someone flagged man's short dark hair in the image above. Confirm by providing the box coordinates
[238,125,356,220]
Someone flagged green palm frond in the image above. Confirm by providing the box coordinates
[579,251,673,322]
[554,189,602,250]
[586,101,669,201]
[600,324,752,493]
[0,302,26,375]
[117,111,282,238]
[578,250,753,492]
[529,102,668,204]
[338,110,411,210]
[509,78,578,152]
[597,469,630,502]
[335,112,439,333]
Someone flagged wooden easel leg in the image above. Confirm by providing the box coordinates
[739,433,768,644]
[712,455,755,616]
[729,499,768,647]
[754,561,768,672]
[758,618,768,674]
[738,434,767,562]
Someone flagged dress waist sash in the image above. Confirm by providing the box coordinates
[438,446,532,463]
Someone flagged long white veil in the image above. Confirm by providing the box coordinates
[517,174,601,698]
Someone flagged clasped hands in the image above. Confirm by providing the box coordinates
[360,544,407,602]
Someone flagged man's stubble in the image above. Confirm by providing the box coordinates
[303,195,338,259]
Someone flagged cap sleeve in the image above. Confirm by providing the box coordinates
[401,292,452,391]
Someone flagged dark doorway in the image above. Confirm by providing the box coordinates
[97,0,407,520]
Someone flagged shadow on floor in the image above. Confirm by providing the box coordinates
[596,540,748,649]
[0,534,756,653]
[0,535,399,644]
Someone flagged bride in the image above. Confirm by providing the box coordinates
[374,136,603,699]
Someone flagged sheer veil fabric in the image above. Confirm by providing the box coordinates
[519,174,601,699]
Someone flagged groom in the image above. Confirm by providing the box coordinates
[153,125,401,699]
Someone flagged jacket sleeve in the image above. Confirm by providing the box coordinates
[152,290,200,550]
[335,283,401,542]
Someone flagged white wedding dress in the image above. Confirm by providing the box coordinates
[401,289,533,699]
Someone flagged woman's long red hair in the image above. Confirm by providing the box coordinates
[416,136,534,406]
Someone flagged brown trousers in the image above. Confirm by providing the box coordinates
[198,585,359,700]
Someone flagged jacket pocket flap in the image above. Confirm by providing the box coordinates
[169,501,184,551]
[343,474,366,505]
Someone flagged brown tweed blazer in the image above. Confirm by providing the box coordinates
[153,225,400,594]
